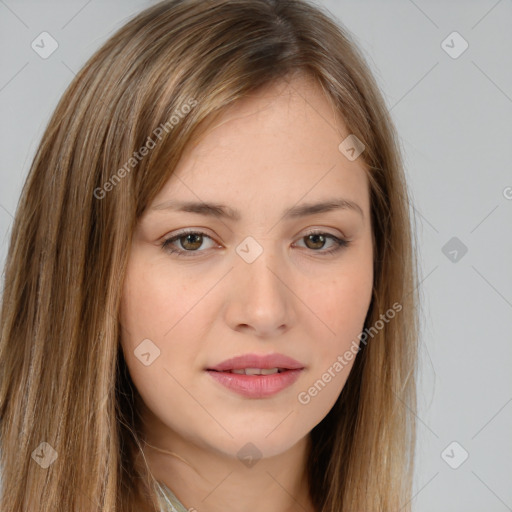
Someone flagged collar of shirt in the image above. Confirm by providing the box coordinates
[155,481,190,512]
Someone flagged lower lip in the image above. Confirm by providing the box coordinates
[205,369,303,398]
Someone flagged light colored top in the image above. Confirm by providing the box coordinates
[155,481,190,512]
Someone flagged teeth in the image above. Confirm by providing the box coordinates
[260,368,280,375]
[230,368,282,375]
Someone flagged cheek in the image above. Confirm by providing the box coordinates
[302,256,373,393]
[120,255,195,342]
[315,266,373,337]
[296,274,371,417]
[118,268,194,425]
[119,256,210,388]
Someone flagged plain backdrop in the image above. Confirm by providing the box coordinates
[1,1,511,511]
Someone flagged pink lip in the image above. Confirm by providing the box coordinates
[206,353,304,372]
[205,353,305,399]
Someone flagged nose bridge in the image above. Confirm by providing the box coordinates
[236,235,284,299]
[228,235,293,334]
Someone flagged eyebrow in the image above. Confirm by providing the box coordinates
[151,197,364,220]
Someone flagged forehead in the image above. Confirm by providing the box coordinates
[149,76,370,218]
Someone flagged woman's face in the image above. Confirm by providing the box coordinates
[119,75,373,461]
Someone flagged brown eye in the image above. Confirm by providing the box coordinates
[304,233,327,250]
[161,230,217,256]
[161,229,349,258]
[295,231,350,256]
[179,233,203,251]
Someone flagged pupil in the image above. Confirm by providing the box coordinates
[307,234,325,249]
[183,234,202,250]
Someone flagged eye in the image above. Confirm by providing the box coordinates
[160,229,350,258]
[161,230,218,257]
[293,230,350,256]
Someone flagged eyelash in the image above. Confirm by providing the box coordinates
[160,229,350,258]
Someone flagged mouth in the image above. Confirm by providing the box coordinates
[204,354,305,398]
[208,368,292,375]
[206,353,305,373]
[205,367,304,398]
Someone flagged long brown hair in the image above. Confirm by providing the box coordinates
[0,0,420,510]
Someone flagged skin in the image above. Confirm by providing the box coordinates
[119,74,374,512]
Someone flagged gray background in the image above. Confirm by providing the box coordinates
[1,1,511,510]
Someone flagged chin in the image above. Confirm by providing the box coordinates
[201,426,308,461]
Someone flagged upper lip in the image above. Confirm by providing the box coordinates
[206,353,305,372]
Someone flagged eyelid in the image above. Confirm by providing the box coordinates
[161,225,347,243]
[160,227,216,243]
[160,228,220,255]
[160,227,351,258]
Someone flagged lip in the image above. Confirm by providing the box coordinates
[205,353,305,399]
[206,369,303,398]
[206,353,304,372]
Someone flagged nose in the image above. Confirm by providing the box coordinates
[224,244,295,338]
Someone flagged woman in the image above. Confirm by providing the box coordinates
[0,0,420,510]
